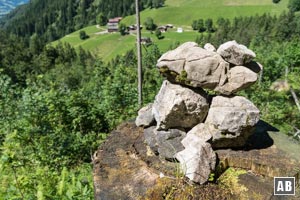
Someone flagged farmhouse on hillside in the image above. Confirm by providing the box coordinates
[107,17,122,32]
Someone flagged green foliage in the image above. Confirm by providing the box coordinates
[191,18,215,33]
[205,18,215,33]
[145,0,165,8]
[0,0,165,43]
[144,17,157,31]
[155,29,163,39]
[1,2,300,198]
[96,13,108,26]
[118,23,128,36]
[0,161,94,199]
[288,0,300,12]
[192,19,206,32]
[122,0,288,28]
[79,30,89,40]
[0,30,110,198]
[218,168,248,197]
[273,0,281,3]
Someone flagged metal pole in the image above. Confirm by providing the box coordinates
[136,0,143,107]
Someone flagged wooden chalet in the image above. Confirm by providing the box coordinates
[107,17,122,32]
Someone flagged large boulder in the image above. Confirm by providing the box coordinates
[182,123,214,146]
[144,126,186,160]
[205,96,260,148]
[152,80,209,130]
[156,42,198,74]
[204,43,216,52]
[135,103,155,127]
[215,65,258,95]
[176,140,216,184]
[217,40,256,66]
[175,123,217,184]
[144,126,159,153]
[156,42,258,94]
[157,42,229,90]
[156,129,186,160]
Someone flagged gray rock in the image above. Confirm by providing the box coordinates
[135,103,155,127]
[143,126,186,160]
[157,42,198,74]
[144,126,158,153]
[181,123,213,147]
[152,80,209,130]
[204,43,216,52]
[176,141,216,184]
[157,42,230,90]
[156,129,186,160]
[217,40,256,65]
[205,96,260,148]
[156,42,260,94]
[185,54,229,89]
[215,65,258,95]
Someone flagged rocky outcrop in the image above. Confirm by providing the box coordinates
[157,42,229,91]
[93,122,300,200]
[135,41,263,184]
[205,96,260,148]
[204,43,216,52]
[135,103,155,127]
[176,141,216,184]
[93,40,300,198]
[152,80,209,130]
[144,126,186,160]
[216,40,256,65]
[215,66,258,95]
[156,41,260,95]
[175,129,216,184]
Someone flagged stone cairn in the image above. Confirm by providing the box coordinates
[135,41,261,184]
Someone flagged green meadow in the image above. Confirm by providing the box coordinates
[122,0,288,26]
[51,0,288,62]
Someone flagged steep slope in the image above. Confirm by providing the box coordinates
[52,0,288,62]
[0,0,28,17]
[0,0,164,42]
[122,0,288,26]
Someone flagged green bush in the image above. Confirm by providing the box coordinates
[79,31,89,40]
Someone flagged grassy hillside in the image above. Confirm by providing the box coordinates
[51,25,198,61]
[51,0,288,62]
[122,0,288,26]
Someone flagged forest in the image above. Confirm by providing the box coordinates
[0,0,165,43]
[0,0,300,199]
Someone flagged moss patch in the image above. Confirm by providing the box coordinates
[218,167,248,199]
[142,177,231,200]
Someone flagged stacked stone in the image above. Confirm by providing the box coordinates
[135,41,261,184]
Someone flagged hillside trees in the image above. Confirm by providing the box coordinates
[191,18,215,33]
[192,19,206,32]
[288,0,300,12]
[144,17,157,31]
[0,30,164,197]
[145,0,165,8]
[96,13,107,26]
[79,30,89,40]
[0,0,166,43]
[118,23,128,35]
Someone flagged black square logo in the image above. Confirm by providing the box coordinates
[274,177,295,195]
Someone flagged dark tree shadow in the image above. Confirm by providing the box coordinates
[244,120,279,150]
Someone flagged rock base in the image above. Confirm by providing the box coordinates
[93,121,300,200]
